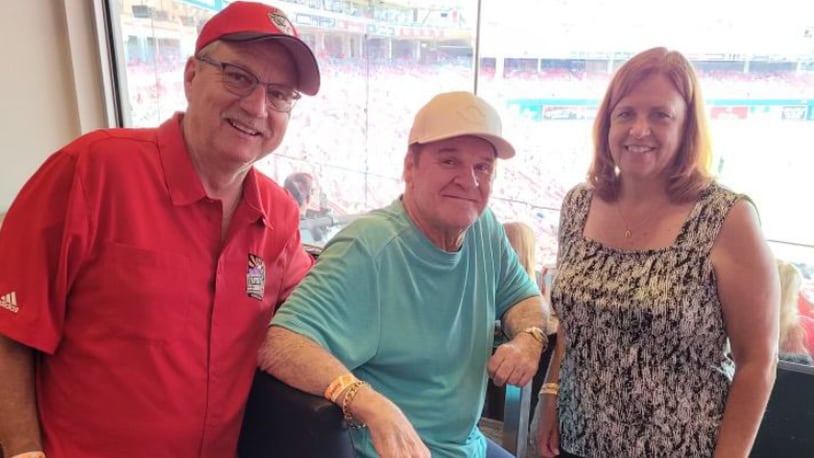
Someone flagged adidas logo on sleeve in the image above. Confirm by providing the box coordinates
[0,291,18,313]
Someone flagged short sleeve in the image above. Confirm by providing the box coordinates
[271,231,381,369]
[0,150,91,353]
[494,216,541,319]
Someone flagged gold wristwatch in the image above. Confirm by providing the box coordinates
[519,326,547,348]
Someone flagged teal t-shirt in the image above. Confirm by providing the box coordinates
[272,198,539,457]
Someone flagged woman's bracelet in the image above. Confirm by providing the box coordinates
[538,382,559,396]
[341,380,370,428]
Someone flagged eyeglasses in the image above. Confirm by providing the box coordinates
[196,55,301,113]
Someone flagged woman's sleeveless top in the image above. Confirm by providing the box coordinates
[553,183,741,457]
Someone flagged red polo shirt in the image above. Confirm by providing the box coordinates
[0,114,313,457]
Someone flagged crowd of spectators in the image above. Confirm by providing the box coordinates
[277,0,464,25]
[121,54,813,282]
[483,66,814,100]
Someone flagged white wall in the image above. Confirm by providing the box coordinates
[0,1,108,212]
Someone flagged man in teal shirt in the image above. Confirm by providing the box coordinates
[260,92,549,458]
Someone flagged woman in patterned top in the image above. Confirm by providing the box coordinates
[532,47,779,457]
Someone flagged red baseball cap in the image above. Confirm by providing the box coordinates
[195,1,320,96]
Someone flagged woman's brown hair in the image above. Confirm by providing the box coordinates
[588,47,713,202]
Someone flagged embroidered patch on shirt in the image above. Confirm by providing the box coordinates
[0,291,19,313]
[246,254,266,301]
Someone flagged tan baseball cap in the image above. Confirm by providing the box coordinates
[408,91,515,159]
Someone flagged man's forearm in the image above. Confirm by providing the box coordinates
[258,325,354,397]
[503,295,548,338]
[257,325,397,428]
[0,334,42,456]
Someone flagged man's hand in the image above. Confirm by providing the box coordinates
[350,386,431,458]
[487,332,542,386]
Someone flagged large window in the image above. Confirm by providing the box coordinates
[109,0,478,243]
[106,0,814,357]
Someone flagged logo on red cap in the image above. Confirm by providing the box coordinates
[269,11,294,36]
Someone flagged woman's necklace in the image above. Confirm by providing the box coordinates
[616,204,634,240]
[615,201,664,241]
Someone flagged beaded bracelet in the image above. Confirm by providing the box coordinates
[341,380,370,428]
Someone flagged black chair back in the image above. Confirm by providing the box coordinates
[238,370,356,458]
[750,361,814,457]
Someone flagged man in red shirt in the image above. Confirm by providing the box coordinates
[0,2,319,457]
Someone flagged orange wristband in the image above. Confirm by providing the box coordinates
[324,373,359,403]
